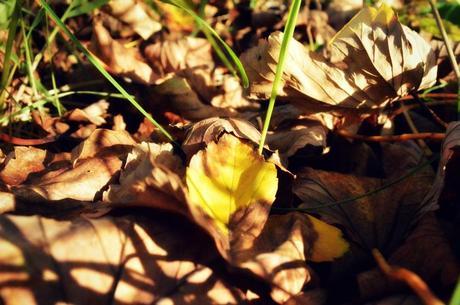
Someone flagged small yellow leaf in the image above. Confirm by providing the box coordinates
[186,134,278,233]
[308,215,349,262]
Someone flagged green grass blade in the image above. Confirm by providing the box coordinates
[39,0,175,142]
[162,0,249,88]
[258,0,301,154]
[450,278,460,305]
[21,18,39,98]
[0,0,21,108]
[67,0,110,18]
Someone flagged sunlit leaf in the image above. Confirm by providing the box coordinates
[186,133,277,234]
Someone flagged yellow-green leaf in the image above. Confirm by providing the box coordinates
[186,134,278,234]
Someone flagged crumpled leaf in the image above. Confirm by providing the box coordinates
[103,142,188,215]
[0,213,245,305]
[90,21,158,84]
[13,155,122,203]
[182,117,262,158]
[0,147,48,186]
[186,133,277,235]
[102,0,161,39]
[71,128,135,165]
[267,122,327,162]
[0,147,70,186]
[144,37,213,75]
[357,213,460,300]
[293,141,436,283]
[185,134,348,302]
[241,5,437,117]
[66,100,109,126]
[153,74,234,120]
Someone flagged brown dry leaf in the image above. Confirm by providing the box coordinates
[103,142,188,215]
[66,100,109,126]
[185,134,348,303]
[362,295,423,305]
[0,147,48,186]
[293,141,435,263]
[90,21,158,85]
[0,191,15,214]
[182,117,262,158]
[153,74,234,120]
[144,37,213,75]
[357,213,459,300]
[13,155,122,203]
[0,213,245,305]
[240,5,437,117]
[71,128,136,165]
[267,122,327,161]
[102,0,161,39]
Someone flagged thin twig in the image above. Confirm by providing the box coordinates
[401,105,433,156]
[427,0,460,120]
[398,93,458,101]
[411,92,448,128]
[337,130,445,142]
[372,249,445,305]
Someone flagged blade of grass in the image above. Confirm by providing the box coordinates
[258,0,301,154]
[38,0,174,142]
[450,278,460,305]
[162,0,249,88]
[0,0,21,109]
[427,0,460,120]
[21,18,39,98]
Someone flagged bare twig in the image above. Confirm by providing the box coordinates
[427,0,460,119]
[337,130,445,142]
[372,249,445,305]
[411,92,448,128]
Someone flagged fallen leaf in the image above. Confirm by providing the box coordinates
[153,74,234,120]
[103,0,161,39]
[66,100,109,126]
[144,37,213,75]
[13,155,122,202]
[0,191,15,214]
[90,21,158,84]
[182,117,262,158]
[0,213,245,305]
[71,128,136,165]
[267,122,327,162]
[103,142,188,215]
[240,5,437,117]
[0,147,48,186]
[185,134,348,302]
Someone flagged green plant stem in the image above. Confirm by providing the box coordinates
[258,0,302,154]
[0,0,22,109]
[39,0,175,142]
[272,155,438,212]
[427,0,460,120]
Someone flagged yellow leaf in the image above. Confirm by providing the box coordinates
[186,134,278,234]
[308,215,349,262]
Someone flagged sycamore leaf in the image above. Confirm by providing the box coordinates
[186,133,277,234]
[240,4,437,116]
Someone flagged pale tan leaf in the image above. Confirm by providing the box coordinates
[66,100,109,126]
[240,5,437,117]
[182,117,262,158]
[90,22,159,84]
[71,128,136,165]
[13,156,122,202]
[103,142,188,215]
[0,147,48,186]
[0,214,245,305]
[144,37,213,75]
[103,0,161,39]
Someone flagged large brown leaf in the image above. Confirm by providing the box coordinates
[0,213,245,305]
[240,5,437,116]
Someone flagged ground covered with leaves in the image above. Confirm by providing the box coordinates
[0,0,460,304]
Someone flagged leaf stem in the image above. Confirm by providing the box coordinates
[427,0,460,120]
[258,0,302,154]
